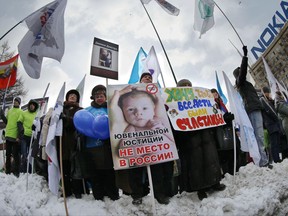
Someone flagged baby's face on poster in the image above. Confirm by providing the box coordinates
[122,96,155,128]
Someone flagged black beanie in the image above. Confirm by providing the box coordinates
[66,89,80,103]
[90,85,106,99]
[140,72,152,82]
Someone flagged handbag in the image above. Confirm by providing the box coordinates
[216,125,234,150]
[70,150,90,179]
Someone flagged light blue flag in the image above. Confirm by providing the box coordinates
[215,71,228,105]
[128,47,147,84]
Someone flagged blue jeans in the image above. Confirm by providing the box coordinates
[248,110,269,166]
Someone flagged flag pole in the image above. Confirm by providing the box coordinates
[213,1,245,46]
[141,2,178,85]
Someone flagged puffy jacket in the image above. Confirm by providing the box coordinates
[2,107,23,140]
[17,99,39,137]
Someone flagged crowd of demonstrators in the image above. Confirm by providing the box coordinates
[56,89,84,198]
[83,85,119,201]
[17,99,39,173]
[233,46,271,168]
[0,97,23,177]
[173,79,225,201]
[259,87,282,163]
[2,50,288,205]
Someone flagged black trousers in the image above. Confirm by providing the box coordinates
[5,140,20,176]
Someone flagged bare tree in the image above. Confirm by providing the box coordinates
[0,41,28,104]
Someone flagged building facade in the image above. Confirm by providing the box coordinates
[250,21,288,89]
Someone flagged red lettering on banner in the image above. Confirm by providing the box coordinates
[128,152,174,166]
[119,148,133,157]
[119,159,127,167]
[135,143,171,155]
[176,114,224,130]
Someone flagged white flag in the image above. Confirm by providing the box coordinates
[45,82,65,195]
[76,74,86,107]
[18,0,67,79]
[193,0,215,38]
[141,0,180,16]
[262,57,288,100]
[142,46,161,83]
[222,71,261,166]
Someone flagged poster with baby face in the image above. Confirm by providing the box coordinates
[107,83,179,170]
[161,86,226,131]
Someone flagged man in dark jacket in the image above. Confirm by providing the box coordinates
[260,87,281,163]
[233,46,269,167]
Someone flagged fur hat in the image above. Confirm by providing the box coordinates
[14,97,21,104]
[28,99,39,112]
[262,86,271,94]
[90,85,106,99]
[177,79,192,87]
[66,89,80,103]
[140,72,152,82]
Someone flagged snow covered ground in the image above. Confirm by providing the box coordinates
[0,158,288,216]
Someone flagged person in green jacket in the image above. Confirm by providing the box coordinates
[17,99,39,173]
[0,97,23,177]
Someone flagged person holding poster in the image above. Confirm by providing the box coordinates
[172,79,225,201]
[109,79,178,205]
[83,85,119,201]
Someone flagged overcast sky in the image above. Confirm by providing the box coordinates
[0,0,284,107]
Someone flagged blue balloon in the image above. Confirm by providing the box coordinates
[73,109,95,138]
[92,114,110,140]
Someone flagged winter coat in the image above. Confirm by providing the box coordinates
[173,128,222,192]
[235,56,263,114]
[1,107,23,141]
[61,101,82,161]
[260,96,281,134]
[84,101,114,172]
[17,100,39,137]
[275,95,288,140]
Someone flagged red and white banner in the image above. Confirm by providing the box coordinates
[107,83,178,170]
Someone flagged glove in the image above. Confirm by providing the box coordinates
[32,124,36,131]
[59,113,66,120]
[243,46,248,57]
[223,112,234,124]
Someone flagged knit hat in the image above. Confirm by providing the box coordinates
[90,85,106,99]
[262,86,271,94]
[140,72,152,82]
[14,97,21,104]
[177,79,192,87]
[66,89,80,103]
